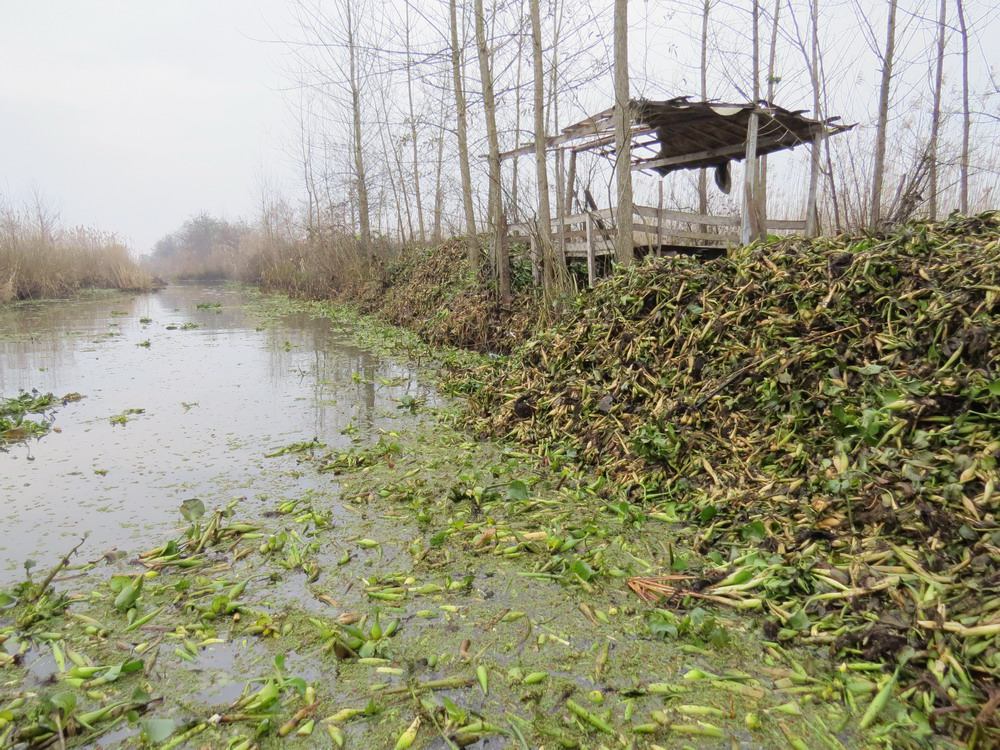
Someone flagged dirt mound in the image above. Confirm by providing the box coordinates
[468,213,1000,742]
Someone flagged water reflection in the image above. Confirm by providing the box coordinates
[0,284,436,580]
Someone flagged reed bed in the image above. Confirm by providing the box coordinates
[0,205,151,302]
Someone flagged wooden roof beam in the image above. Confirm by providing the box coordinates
[630,134,804,172]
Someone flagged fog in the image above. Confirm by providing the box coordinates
[0,0,299,252]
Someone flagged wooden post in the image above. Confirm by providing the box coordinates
[656,181,664,254]
[554,150,567,269]
[741,111,764,245]
[805,130,822,237]
[585,213,597,287]
[565,151,577,212]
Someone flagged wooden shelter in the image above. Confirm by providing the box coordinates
[502,96,851,285]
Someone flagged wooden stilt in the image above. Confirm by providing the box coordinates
[585,213,597,287]
[565,151,577,212]
[554,151,567,268]
[805,131,822,237]
[656,181,664,254]
[741,111,764,245]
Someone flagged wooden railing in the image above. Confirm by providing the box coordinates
[509,205,807,286]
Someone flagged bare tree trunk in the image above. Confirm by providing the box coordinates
[816,18,841,231]
[394,135,414,242]
[752,0,760,102]
[613,0,633,266]
[548,6,567,272]
[927,0,947,220]
[870,0,897,229]
[759,0,781,223]
[741,0,764,236]
[698,1,710,220]
[475,0,510,302]
[405,3,425,242]
[432,83,446,243]
[511,0,526,223]
[448,0,479,272]
[346,2,370,253]
[956,0,969,214]
[298,103,317,237]
[529,0,554,288]
[805,0,822,236]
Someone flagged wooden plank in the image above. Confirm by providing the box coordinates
[585,213,596,286]
[765,219,807,230]
[570,125,658,154]
[513,206,758,234]
[497,107,617,161]
[633,224,737,242]
[630,133,793,172]
[633,205,740,227]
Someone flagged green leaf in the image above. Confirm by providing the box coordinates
[786,609,810,631]
[142,718,177,742]
[49,691,76,714]
[570,559,595,582]
[854,364,883,375]
[179,498,205,522]
[740,520,767,542]
[506,479,530,501]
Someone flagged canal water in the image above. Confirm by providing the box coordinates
[0,284,434,580]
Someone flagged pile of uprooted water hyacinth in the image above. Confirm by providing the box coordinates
[466,213,999,745]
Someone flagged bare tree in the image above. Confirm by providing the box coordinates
[510,2,526,222]
[404,3,426,242]
[752,0,760,102]
[805,0,822,235]
[759,0,781,224]
[448,0,479,271]
[870,0,898,228]
[432,80,447,243]
[345,0,371,251]
[475,0,510,301]
[698,1,711,220]
[928,0,946,221]
[956,0,969,214]
[613,0,633,266]
[529,0,554,287]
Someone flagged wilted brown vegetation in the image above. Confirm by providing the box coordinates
[0,197,151,302]
[463,213,1000,744]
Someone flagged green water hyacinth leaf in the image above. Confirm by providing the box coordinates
[506,479,530,500]
[142,717,177,743]
[179,498,206,522]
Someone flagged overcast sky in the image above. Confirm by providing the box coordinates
[1,1,299,253]
[3,2,996,252]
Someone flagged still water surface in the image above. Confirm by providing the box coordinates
[0,284,433,580]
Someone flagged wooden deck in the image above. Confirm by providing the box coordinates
[509,205,807,286]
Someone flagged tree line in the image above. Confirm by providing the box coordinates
[159,1,998,297]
